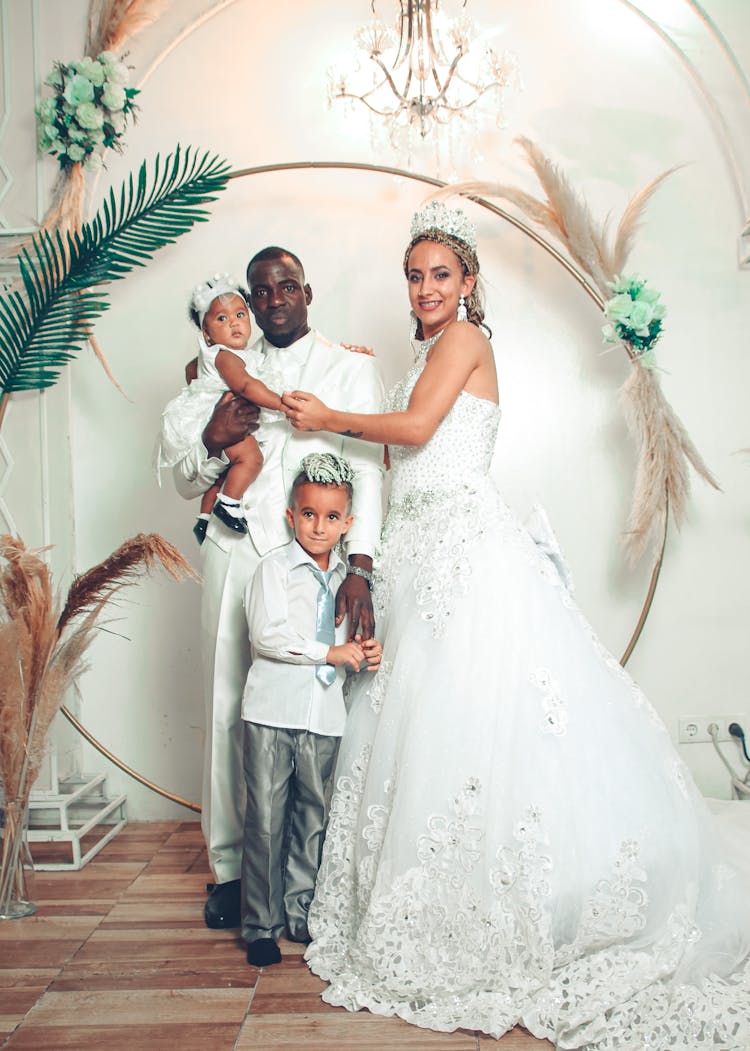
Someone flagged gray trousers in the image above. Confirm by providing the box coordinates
[241,721,338,943]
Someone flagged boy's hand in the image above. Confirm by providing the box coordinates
[326,641,365,672]
[356,635,382,671]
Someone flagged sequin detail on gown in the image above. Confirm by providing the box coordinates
[305,346,750,1050]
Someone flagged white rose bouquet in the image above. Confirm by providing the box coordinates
[35,52,139,173]
[602,274,666,368]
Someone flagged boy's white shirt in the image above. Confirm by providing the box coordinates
[242,539,349,737]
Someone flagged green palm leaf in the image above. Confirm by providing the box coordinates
[0,146,231,396]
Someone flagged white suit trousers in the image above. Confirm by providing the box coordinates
[200,530,261,884]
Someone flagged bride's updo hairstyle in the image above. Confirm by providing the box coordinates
[403,200,490,337]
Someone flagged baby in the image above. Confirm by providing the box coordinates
[156,274,285,539]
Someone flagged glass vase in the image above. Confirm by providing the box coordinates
[0,799,37,920]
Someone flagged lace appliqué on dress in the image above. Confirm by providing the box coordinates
[309,743,750,1050]
[530,666,568,735]
[308,758,559,1036]
[365,659,392,714]
[377,480,498,639]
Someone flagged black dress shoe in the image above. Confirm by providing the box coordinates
[193,518,208,545]
[204,878,241,929]
[212,500,248,533]
[246,938,282,967]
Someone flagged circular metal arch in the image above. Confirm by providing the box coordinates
[62,158,667,812]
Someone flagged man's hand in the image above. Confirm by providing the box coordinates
[184,356,199,384]
[202,392,260,458]
[335,561,375,640]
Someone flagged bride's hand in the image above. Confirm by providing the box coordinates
[282,390,329,431]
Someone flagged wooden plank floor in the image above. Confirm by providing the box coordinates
[0,822,552,1050]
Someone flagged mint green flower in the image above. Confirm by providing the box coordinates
[75,57,106,86]
[76,101,104,130]
[628,300,654,335]
[636,285,661,305]
[45,66,64,89]
[63,73,95,107]
[38,125,60,151]
[603,293,633,324]
[608,274,634,295]
[67,144,86,162]
[84,151,104,173]
[104,60,130,86]
[38,98,57,123]
[102,84,126,112]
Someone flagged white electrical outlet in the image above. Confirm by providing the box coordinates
[678,715,748,744]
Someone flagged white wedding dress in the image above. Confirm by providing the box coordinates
[305,339,750,1050]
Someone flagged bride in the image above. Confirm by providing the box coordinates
[282,201,750,1050]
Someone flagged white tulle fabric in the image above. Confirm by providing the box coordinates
[305,342,750,1049]
[155,336,284,474]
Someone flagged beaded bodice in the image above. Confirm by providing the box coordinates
[375,343,501,638]
[385,344,501,507]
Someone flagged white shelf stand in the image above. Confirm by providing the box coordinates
[24,766,127,871]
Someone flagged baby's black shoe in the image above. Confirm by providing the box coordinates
[193,518,208,545]
[213,500,248,534]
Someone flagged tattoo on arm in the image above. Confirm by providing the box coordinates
[339,428,364,438]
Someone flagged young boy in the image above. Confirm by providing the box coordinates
[240,452,382,967]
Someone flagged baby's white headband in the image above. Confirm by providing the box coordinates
[191,273,246,324]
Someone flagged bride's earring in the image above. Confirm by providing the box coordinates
[456,295,467,323]
[409,310,419,340]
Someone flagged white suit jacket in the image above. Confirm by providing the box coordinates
[172,329,385,559]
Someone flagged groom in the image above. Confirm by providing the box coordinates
[169,247,384,929]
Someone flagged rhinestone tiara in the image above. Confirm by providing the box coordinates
[409,200,477,252]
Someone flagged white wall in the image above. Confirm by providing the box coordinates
[2,0,749,816]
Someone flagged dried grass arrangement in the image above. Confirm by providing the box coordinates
[436,137,720,566]
[0,532,196,918]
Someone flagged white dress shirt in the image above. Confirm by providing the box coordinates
[242,540,349,736]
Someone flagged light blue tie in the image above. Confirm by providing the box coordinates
[309,565,336,686]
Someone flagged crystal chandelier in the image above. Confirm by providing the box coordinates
[327,1,520,169]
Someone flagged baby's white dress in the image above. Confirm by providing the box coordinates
[155,335,284,474]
